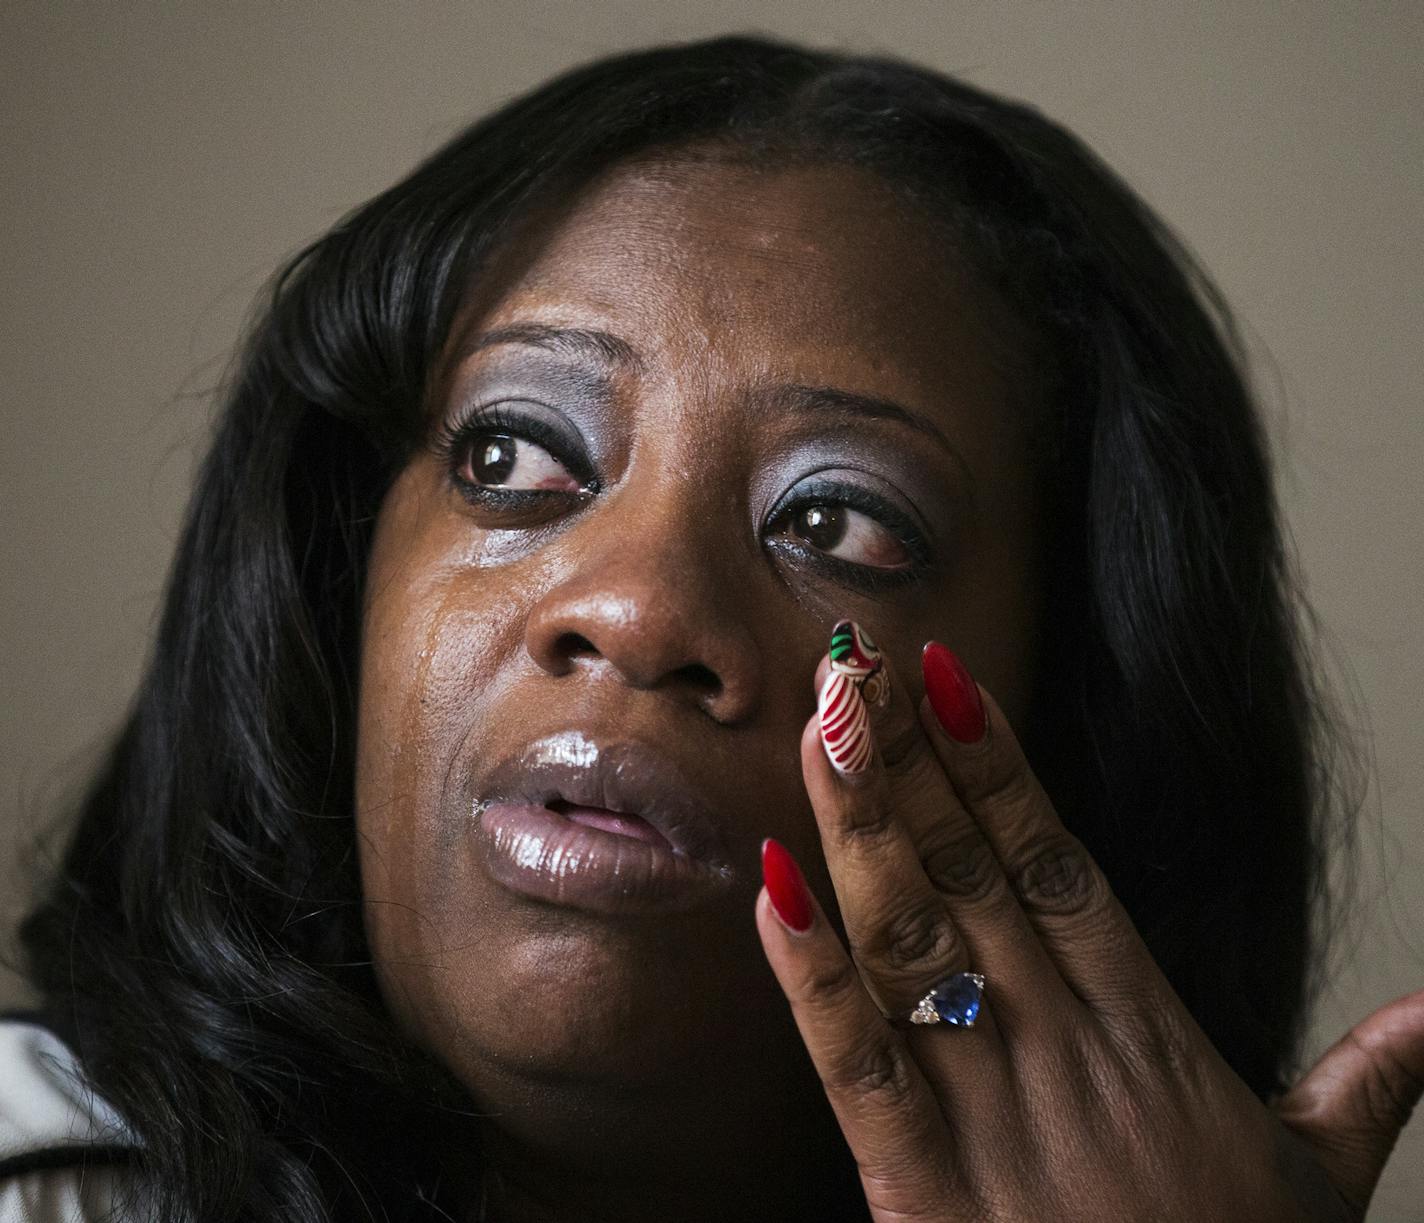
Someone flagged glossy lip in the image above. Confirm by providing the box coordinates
[471,731,738,913]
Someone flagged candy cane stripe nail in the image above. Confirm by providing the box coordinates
[818,670,872,775]
[828,619,889,708]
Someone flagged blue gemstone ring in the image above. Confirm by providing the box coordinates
[908,971,986,1028]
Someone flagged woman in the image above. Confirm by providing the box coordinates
[6,32,1421,1222]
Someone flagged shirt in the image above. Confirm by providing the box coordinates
[0,1017,137,1222]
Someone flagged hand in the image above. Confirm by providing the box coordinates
[755,623,1424,1221]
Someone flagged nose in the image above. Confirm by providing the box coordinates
[523,490,763,724]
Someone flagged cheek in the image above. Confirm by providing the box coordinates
[941,541,1041,728]
[938,436,1044,727]
[353,480,531,1027]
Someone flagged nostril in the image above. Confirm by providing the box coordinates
[675,662,721,696]
[545,633,722,699]
[557,632,599,659]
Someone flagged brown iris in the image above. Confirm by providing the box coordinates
[793,504,846,550]
[471,435,517,485]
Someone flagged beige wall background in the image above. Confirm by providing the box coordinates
[2,2,1420,1215]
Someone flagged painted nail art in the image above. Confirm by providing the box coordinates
[819,668,873,775]
[828,619,889,708]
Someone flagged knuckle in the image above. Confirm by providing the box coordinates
[878,722,941,792]
[1127,1005,1200,1088]
[857,900,961,977]
[876,718,925,775]
[921,830,1002,904]
[830,1033,918,1107]
[800,954,867,1013]
[970,759,1039,822]
[1351,1032,1424,1133]
[827,773,900,847]
[1010,836,1105,919]
[1067,1019,1177,1142]
[834,797,900,849]
[1053,1018,1117,1103]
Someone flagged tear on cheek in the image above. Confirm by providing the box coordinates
[458,529,545,568]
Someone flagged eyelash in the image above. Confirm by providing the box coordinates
[430,407,931,590]
[766,479,930,593]
[432,404,601,504]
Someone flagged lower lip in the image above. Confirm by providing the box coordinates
[475,802,735,914]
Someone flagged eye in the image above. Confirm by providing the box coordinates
[456,431,583,493]
[433,404,598,507]
[783,502,912,569]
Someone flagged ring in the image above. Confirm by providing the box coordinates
[909,972,986,1028]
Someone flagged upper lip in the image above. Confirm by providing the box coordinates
[478,733,735,871]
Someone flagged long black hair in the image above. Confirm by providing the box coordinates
[17,33,1353,1222]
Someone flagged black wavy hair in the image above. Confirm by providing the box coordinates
[15,32,1352,1223]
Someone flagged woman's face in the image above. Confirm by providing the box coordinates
[356,155,1043,1150]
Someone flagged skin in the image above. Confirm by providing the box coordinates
[356,156,1424,1221]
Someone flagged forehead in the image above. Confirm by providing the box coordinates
[447,156,1018,399]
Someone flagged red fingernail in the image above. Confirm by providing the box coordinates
[761,838,814,933]
[921,642,986,744]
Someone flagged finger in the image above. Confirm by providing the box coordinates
[812,632,967,849]
[755,840,961,1210]
[1276,988,1424,1215]
[810,624,1062,1025]
[801,697,987,1027]
[919,641,1175,1021]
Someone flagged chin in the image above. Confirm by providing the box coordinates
[384,896,787,1093]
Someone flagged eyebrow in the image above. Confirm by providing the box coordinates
[750,383,965,468]
[460,323,969,474]
[459,322,642,370]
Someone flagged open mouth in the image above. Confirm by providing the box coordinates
[474,797,729,914]
[473,734,735,912]
[547,799,673,850]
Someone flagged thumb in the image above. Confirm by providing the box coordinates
[1276,988,1424,1216]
